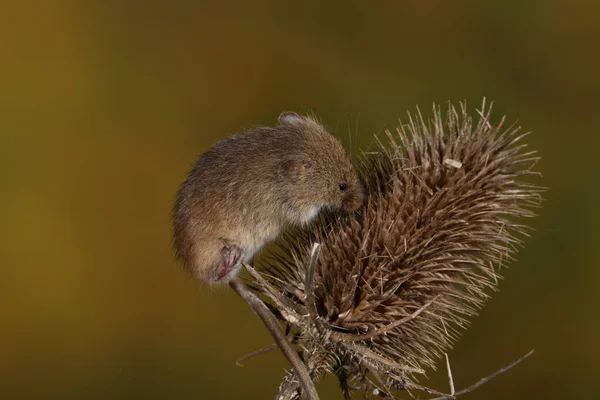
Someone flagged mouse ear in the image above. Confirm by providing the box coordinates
[278,112,305,126]
[278,159,313,182]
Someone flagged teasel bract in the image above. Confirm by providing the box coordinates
[248,100,543,399]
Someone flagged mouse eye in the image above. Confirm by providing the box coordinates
[339,183,348,192]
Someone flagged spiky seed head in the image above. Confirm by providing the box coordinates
[251,100,543,398]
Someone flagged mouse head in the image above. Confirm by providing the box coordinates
[278,112,364,223]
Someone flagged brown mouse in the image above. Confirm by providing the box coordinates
[172,112,364,284]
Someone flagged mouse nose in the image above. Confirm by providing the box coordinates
[344,187,365,212]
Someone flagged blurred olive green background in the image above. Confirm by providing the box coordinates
[2,1,599,399]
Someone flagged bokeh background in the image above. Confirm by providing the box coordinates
[2,1,599,399]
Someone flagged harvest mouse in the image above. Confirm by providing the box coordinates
[172,112,364,284]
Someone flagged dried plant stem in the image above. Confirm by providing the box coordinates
[423,349,535,399]
[445,354,455,396]
[229,278,320,400]
[235,343,278,367]
[244,263,303,323]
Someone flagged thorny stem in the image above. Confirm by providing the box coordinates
[229,278,320,400]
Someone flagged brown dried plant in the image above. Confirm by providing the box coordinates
[246,100,543,399]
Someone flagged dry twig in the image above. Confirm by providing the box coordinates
[426,350,534,399]
[229,278,319,400]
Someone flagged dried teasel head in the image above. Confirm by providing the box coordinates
[248,100,543,398]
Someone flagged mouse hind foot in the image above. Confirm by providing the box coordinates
[215,239,244,281]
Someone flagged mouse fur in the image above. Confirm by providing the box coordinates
[172,112,364,284]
